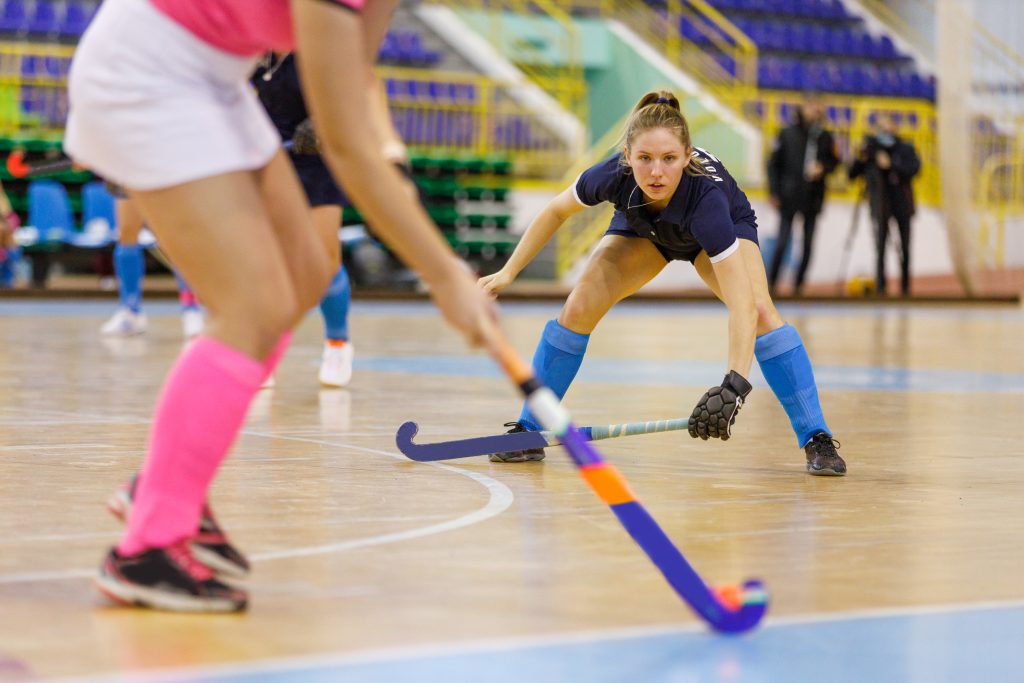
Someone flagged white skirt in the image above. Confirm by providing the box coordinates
[63,0,280,191]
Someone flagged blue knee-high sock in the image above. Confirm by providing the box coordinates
[755,323,830,447]
[319,265,351,341]
[518,319,590,431]
[114,244,144,313]
[0,247,18,287]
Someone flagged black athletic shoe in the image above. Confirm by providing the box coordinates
[107,476,251,579]
[805,433,847,476]
[488,421,546,463]
[95,542,248,613]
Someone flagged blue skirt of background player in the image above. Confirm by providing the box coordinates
[292,155,347,208]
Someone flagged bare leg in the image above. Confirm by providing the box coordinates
[694,240,784,335]
[130,151,332,358]
[558,235,668,334]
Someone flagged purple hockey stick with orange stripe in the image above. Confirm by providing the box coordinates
[423,324,770,634]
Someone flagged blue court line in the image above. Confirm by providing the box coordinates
[354,354,1024,394]
[57,602,1024,683]
[1,299,1022,321]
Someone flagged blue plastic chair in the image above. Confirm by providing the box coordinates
[70,182,117,247]
[81,181,116,227]
[27,180,74,244]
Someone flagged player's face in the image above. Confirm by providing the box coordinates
[626,128,688,207]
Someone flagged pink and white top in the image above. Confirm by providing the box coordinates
[149,0,365,56]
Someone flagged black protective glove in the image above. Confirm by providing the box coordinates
[688,370,753,441]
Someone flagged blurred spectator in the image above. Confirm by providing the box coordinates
[0,181,21,288]
[766,94,840,296]
[849,113,920,297]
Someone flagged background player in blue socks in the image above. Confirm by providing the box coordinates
[254,52,416,388]
[101,193,204,339]
[479,91,845,476]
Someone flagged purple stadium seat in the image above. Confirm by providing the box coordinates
[20,54,40,77]
[27,0,59,35]
[879,35,896,59]
[0,0,26,32]
[43,55,62,78]
[808,24,828,54]
[59,1,90,36]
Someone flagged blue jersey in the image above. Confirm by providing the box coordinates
[573,149,758,263]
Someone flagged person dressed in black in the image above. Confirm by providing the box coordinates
[766,95,840,296]
[849,113,920,297]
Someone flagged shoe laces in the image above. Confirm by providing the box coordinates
[503,421,526,432]
[166,541,214,582]
[808,433,841,455]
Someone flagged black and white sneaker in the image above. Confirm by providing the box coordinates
[488,422,546,463]
[805,433,847,476]
[107,476,251,579]
[95,543,248,613]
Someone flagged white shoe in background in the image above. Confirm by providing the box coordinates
[181,308,205,339]
[318,341,354,388]
[100,308,147,336]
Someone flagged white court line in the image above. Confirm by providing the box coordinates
[0,434,513,584]
[242,433,514,562]
[0,443,113,452]
[47,598,1024,683]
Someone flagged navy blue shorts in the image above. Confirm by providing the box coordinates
[292,155,346,208]
[604,220,758,264]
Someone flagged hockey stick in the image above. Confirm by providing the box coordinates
[465,323,769,633]
[5,150,76,179]
[396,417,689,462]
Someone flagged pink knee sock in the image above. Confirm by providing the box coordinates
[119,336,265,556]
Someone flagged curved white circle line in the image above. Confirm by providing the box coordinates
[248,434,515,562]
[0,432,514,584]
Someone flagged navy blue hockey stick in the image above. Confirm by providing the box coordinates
[396,417,689,462]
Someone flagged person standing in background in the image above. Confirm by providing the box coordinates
[766,94,840,297]
[849,113,920,297]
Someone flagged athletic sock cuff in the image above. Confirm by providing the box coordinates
[542,319,590,355]
[755,323,802,361]
[191,336,266,388]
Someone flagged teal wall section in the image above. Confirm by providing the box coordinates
[455,9,756,183]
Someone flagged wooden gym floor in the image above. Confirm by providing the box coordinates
[0,298,1022,682]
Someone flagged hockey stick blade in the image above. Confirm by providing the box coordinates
[396,417,689,462]
[396,421,552,461]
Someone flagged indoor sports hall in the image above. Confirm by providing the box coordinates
[0,1,1021,682]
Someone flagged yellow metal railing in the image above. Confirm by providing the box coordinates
[379,65,575,178]
[553,110,624,277]
[573,0,756,107]
[439,0,588,130]
[729,91,940,206]
[0,42,75,136]
[0,50,578,177]
[975,125,1024,269]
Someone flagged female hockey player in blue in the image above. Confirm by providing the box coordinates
[479,91,846,476]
